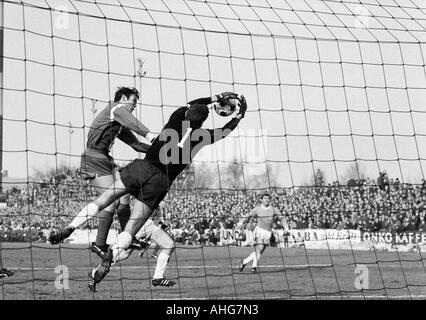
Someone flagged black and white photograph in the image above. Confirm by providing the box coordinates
[1,0,426,304]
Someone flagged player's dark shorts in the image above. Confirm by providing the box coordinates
[119,159,171,210]
[80,148,116,180]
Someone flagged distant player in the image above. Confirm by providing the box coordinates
[238,193,285,273]
[89,205,175,291]
[49,87,156,256]
[50,92,247,289]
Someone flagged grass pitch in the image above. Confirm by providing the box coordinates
[1,243,426,300]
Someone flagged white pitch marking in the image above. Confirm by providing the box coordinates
[8,263,417,271]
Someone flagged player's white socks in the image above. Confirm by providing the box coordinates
[112,232,133,263]
[68,203,99,229]
[243,252,256,265]
[153,251,170,280]
[252,255,258,268]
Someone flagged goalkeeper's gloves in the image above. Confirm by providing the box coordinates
[236,95,247,119]
[215,92,239,104]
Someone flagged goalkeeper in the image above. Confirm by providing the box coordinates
[237,193,285,273]
[49,92,246,289]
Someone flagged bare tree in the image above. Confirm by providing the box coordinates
[136,57,147,78]
[341,160,366,184]
[90,99,98,121]
[32,162,76,180]
[314,168,326,186]
[224,158,245,190]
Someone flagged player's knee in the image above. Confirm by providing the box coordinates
[117,231,133,250]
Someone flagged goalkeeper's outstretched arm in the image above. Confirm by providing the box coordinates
[187,91,239,107]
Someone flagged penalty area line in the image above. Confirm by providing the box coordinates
[7,263,414,271]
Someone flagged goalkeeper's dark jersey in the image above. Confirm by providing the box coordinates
[145,97,240,181]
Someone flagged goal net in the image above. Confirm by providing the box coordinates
[2,0,426,299]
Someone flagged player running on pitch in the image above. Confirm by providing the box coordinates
[50,91,247,289]
[49,87,156,256]
[238,193,286,273]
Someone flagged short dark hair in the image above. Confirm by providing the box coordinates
[186,104,209,125]
[114,87,140,102]
[261,193,271,199]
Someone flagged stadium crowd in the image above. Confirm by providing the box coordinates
[0,170,97,242]
[1,170,426,243]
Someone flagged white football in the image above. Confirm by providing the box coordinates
[214,98,238,117]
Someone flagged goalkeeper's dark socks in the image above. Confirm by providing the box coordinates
[91,242,110,257]
[95,210,114,248]
[117,204,131,231]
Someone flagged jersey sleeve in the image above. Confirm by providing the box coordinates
[117,127,151,153]
[204,117,240,145]
[187,97,213,106]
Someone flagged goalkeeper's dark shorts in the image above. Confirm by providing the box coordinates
[119,159,171,210]
[80,148,116,180]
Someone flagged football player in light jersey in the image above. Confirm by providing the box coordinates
[238,193,286,273]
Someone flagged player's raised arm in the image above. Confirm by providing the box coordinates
[112,104,156,141]
[117,128,151,153]
[207,95,247,144]
[187,92,238,107]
